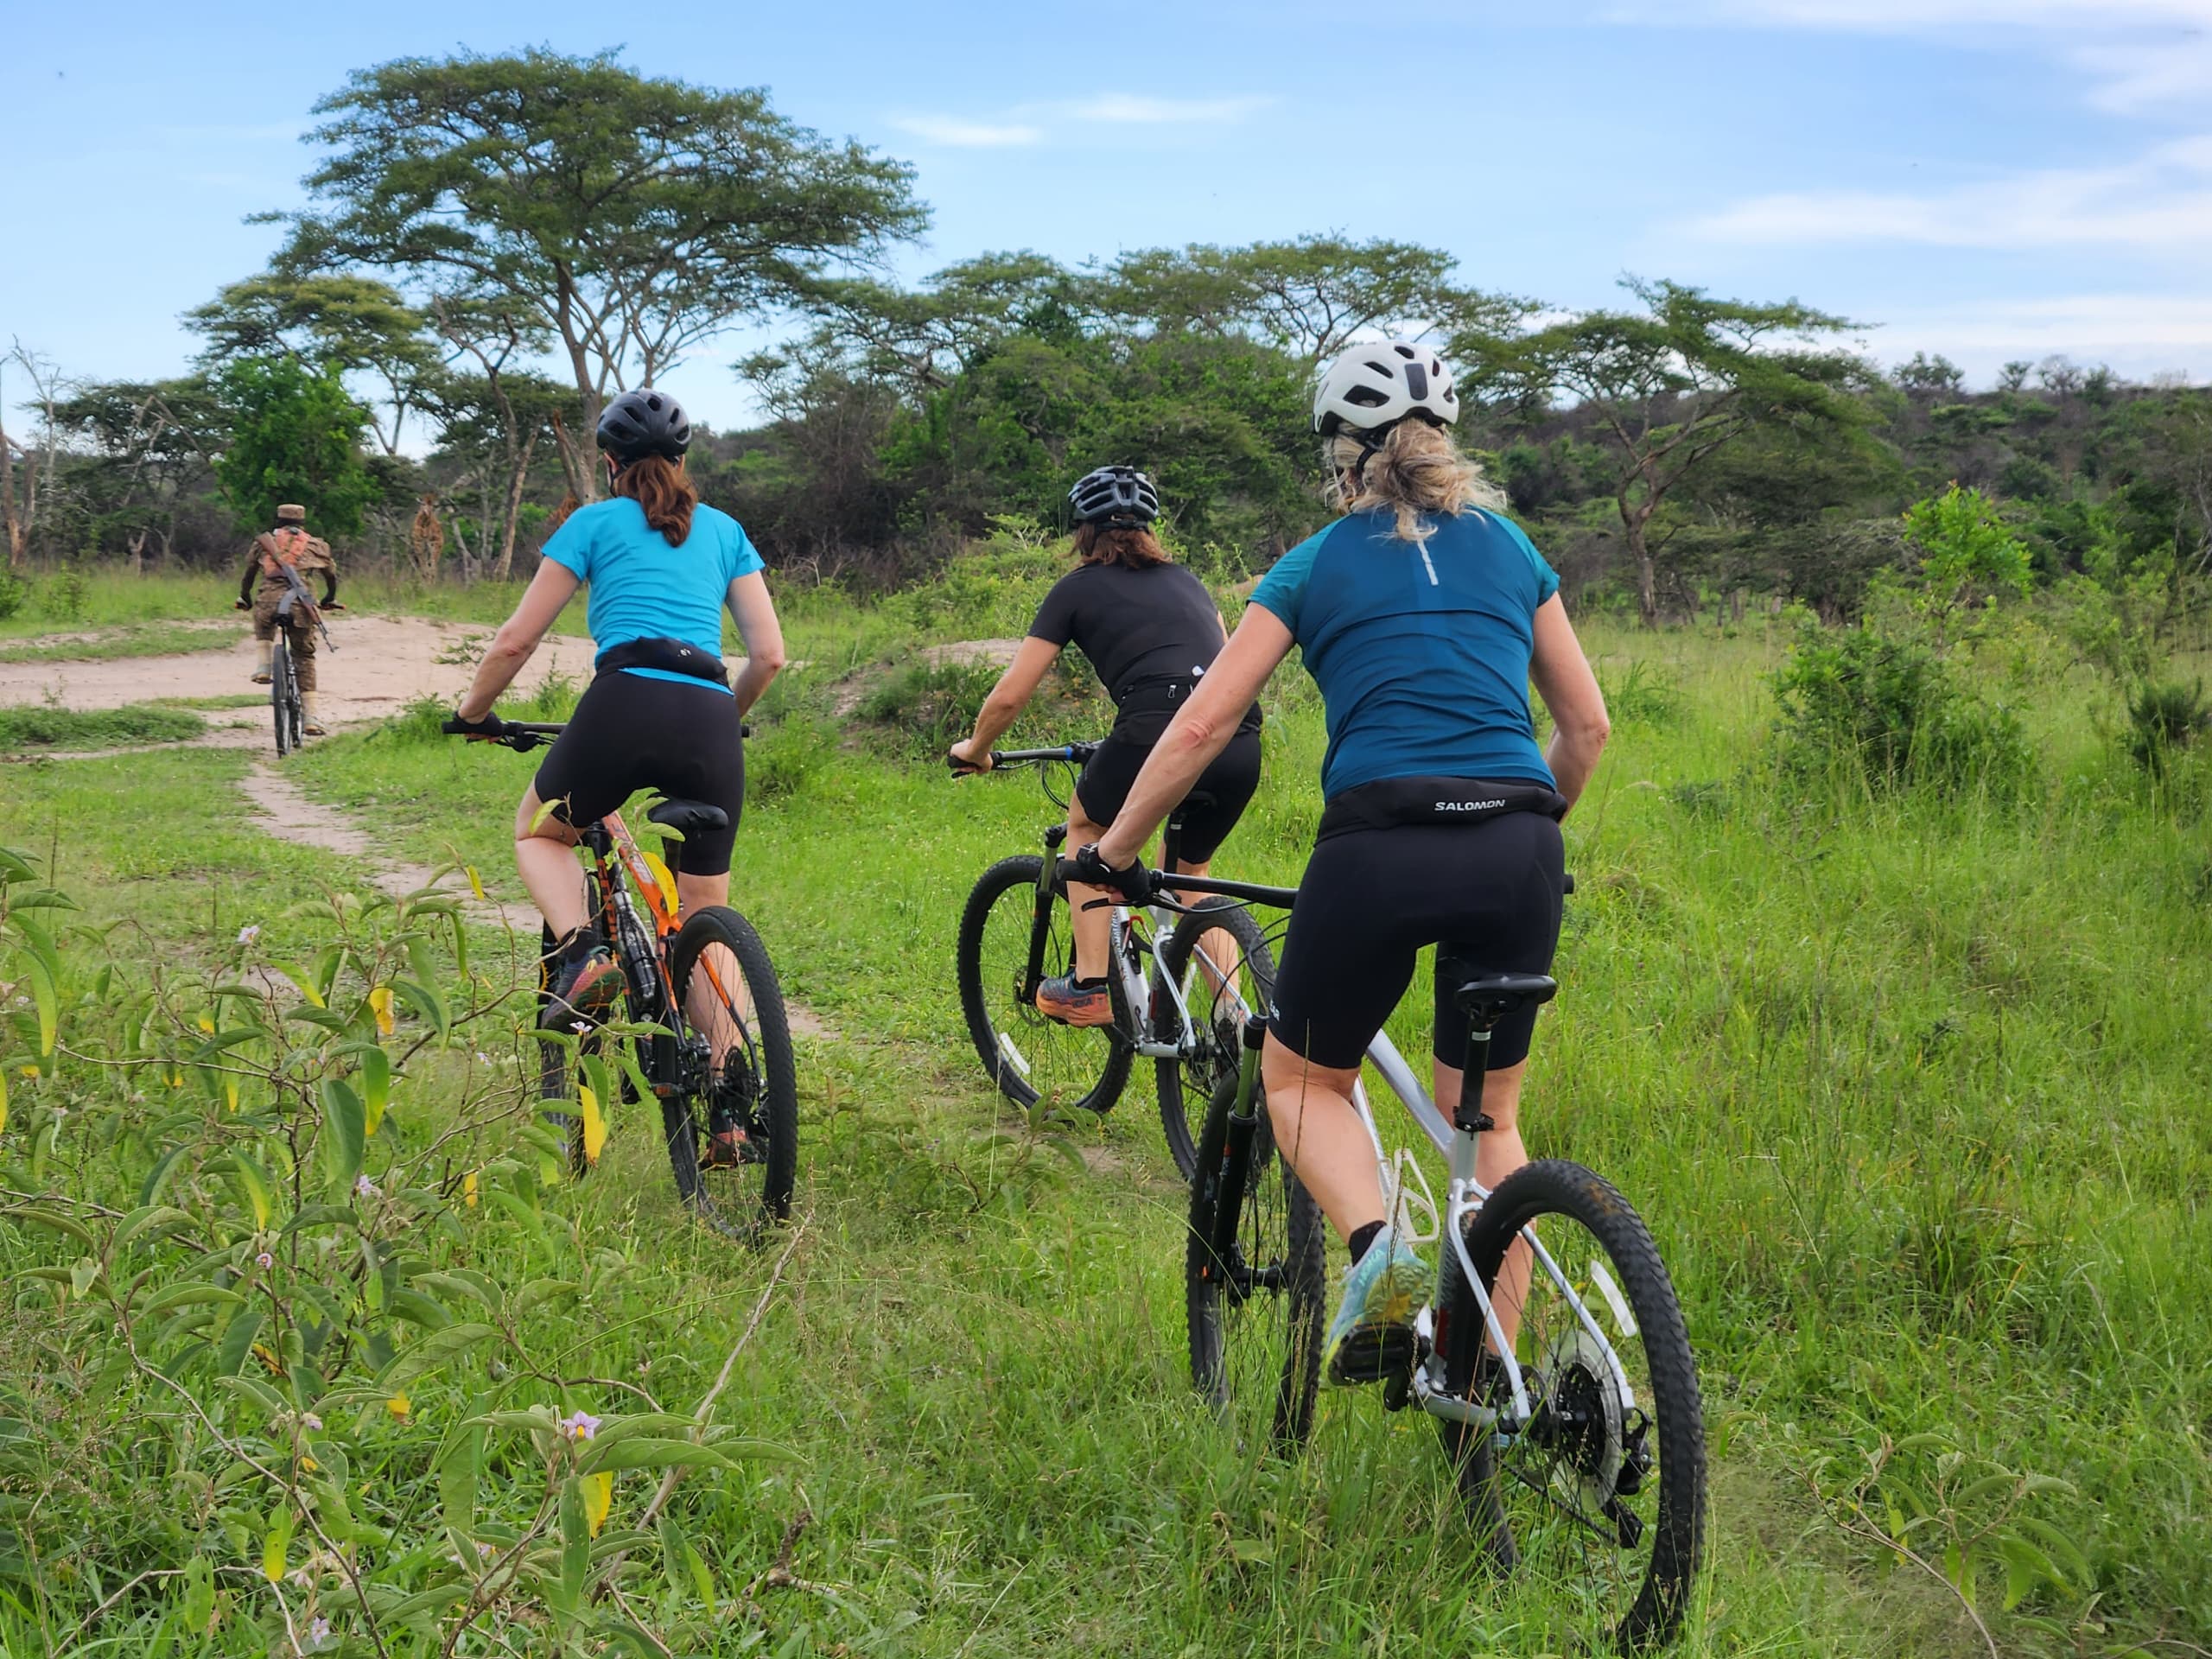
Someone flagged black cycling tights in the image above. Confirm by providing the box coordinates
[531,671,744,876]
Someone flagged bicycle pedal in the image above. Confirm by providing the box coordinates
[1328,1322,1418,1388]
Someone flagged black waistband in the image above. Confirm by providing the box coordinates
[1113,675,1263,733]
[594,636,729,687]
[1316,776,1567,842]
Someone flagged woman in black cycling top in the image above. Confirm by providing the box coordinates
[445,389,787,1027]
[950,465,1263,1027]
[1075,344,1611,1385]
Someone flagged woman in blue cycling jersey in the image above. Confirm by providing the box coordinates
[1080,342,1611,1385]
[448,389,787,1024]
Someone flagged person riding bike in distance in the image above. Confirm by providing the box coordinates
[1077,343,1611,1386]
[950,465,1264,1027]
[235,503,343,735]
[444,389,788,1028]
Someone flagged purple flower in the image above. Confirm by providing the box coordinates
[302,1412,323,1431]
[308,1615,331,1643]
[353,1174,379,1199]
[238,925,262,945]
[556,1409,601,1443]
[256,1251,275,1269]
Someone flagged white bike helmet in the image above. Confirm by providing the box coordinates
[1312,339,1459,436]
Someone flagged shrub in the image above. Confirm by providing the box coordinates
[1770,620,2036,800]
[886,524,1065,640]
[37,564,88,625]
[0,702,202,751]
[860,659,1002,755]
[1599,659,1682,729]
[0,569,27,621]
[2125,679,2209,776]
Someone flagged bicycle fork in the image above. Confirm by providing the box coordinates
[1200,1015,1272,1295]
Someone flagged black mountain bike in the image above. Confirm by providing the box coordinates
[1115,859,1706,1651]
[954,741,1274,1176]
[269,564,332,758]
[453,721,798,1240]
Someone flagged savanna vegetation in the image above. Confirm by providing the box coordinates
[3,39,2209,1659]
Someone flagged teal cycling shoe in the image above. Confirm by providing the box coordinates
[1321,1227,1433,1387]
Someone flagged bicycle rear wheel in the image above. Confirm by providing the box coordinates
[667,905,798,1234]
[1435,1160,1705,1651]
[1154,899,1275,1182]
[957,854,1130,1117]
[270,637,296,756]
[1185,1071,1325,1448]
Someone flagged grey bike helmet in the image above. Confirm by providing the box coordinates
[597,389,691,462]
[1068,464,1161,526]
[1313,340,1459,436]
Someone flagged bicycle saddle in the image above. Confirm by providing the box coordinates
[1450,973,1559,1030]
[647,799,730,836]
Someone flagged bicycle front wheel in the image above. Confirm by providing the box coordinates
[956,855,1130,1117]
[668,905,798,1234]
[270,637,296,757]
[1436,1159,1705,1651]
[1185,1071,1325,1448]
[1154,899,1274,1182]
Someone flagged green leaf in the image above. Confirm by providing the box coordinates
[392,976,449,1039]
[558,1476,588,1616]
[143,1281,245,1317]
[3,1205,93,1247]
[214,1374,290,1420]
[379,1321,503,1391]
[576,1439,741,1477]
[137,1144,192,1209]
[440,1421,482,1543]
[359,1046,391,1136]
[230,1154,276,1230]
[23,958,57,1061]
[216,1306,265,1377]
[389,1288,454,1331]
[6,888,77,912]
[510,1278,578,1318]
[321,1076,366,1189]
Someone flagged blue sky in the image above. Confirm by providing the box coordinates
[4,0,2209,433]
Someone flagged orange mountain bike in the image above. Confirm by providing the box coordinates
[456,720,798,1239]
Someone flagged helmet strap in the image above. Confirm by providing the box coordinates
[1348,422,1396,490]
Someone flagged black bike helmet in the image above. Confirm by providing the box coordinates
[1068,464,1160,526]
[596,389,691,462]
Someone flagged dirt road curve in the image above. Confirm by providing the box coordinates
[0,617,596,727]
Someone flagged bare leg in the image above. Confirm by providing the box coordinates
[1436,1055,1534,1353]
[1260,1035,1383,1245]
[513,786,587,938]
[1065,799,1113,982]
[673,873,746,1067]
[1171,857,1246,1008]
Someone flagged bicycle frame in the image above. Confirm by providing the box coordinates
[1163,868,1636,1443]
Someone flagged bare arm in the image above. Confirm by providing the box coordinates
[726,571,786,715]
[1095,606,1293,867]
[950,637,1061,769]
[1528,594,1610,810]
[456,561,581,721]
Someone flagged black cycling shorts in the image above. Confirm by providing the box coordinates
[531,671,744,876]
[1268,796,1564,1072]
[1074,724,1262,867]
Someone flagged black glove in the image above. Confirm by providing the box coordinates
[1068,842,1151,903]
[233,599,251,612]
[442,711,507,741]
[946,747,989,777]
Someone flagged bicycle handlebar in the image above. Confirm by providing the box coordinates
[443,718,748,754]
[1054,860,1576,916]
[947,740,1103,778]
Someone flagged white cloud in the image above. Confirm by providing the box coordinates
[1688,137,2212,249]
[1060,93,1274,125]
[887,114,1044,148]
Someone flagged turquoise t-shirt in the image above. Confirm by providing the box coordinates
[1248,507,1560,798]
[541,498,764,692]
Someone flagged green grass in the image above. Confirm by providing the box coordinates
[0,702,204,752]
[2,601,2207,1656]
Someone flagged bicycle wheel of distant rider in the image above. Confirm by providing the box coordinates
[957,855,1131,1117]
[536,878,612,1179]
[1185,1071,1326,1448]
[270,636,297,757]
[1154,899,1275,1183]
[1435,1159,1705,1652]
[667,905,798,1234]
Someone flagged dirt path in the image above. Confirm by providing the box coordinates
[238,761,832,1040]
[0,615,596,728]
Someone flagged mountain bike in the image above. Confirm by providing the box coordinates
[953,741,1274,1178]
[268,564,334,758]
[452,720,798,1240]
[1129,861,1706,1650]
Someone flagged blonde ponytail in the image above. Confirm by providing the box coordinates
[1324,419,1505,543]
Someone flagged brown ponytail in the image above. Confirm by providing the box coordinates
[611,454,699,547]
[1073,522,1170,569]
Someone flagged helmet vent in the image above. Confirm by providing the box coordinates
[1344,385,1390,408]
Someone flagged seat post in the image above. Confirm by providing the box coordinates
[1456,1028,1494,1136]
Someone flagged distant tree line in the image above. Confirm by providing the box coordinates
[2,48,2207,632]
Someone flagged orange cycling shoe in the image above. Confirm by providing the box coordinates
[1035,974,1114,1027]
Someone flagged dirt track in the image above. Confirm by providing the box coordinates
[0,616,597,730]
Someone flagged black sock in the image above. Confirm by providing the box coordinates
[1073,975,1107,990]
[1348,1220,1386,1264]
[553,925,601,966]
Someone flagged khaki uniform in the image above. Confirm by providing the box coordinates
[241,528,336,694]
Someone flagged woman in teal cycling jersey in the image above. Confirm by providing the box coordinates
[447,389,787,1025]
[1077,342,1611,1385]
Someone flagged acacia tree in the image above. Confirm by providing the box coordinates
[50,377,229,568]
[1,342,67,569]
[186,274,442,456]
[1103,234,1526,362]
[271,48,925,498]
[1467,278,1871,625]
